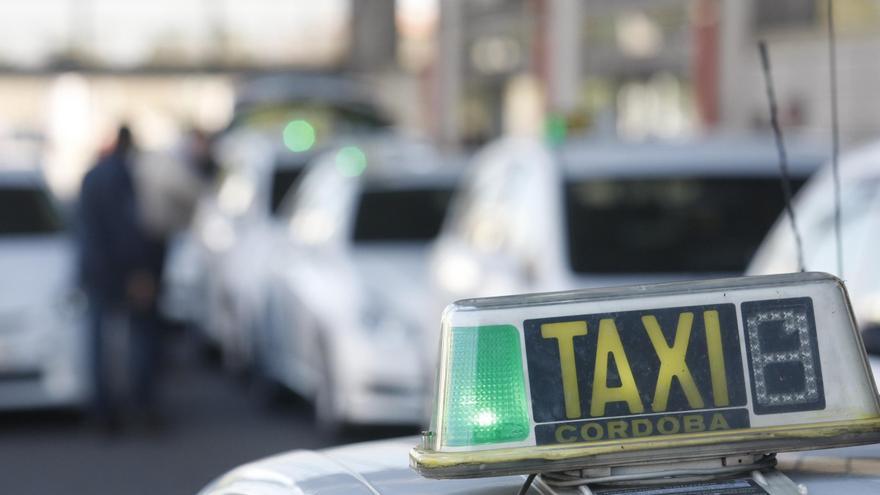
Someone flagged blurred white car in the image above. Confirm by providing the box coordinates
[749,140,880,332]
[432,138,822,304]
[431,135,824,309]
[0,169,89,409]
[185,130,316,369]
[171,72,393,367]
[257,137,459,429]
[424,135,827,404]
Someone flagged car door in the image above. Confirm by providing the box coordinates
[265,155,359,394]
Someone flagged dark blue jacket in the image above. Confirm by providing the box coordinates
[77,150,165,304]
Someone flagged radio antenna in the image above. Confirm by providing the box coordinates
[758,41,805,272]
[827,0,844,278]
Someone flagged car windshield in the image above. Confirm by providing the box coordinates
[0,186,62,235]
[565,177,805,274]
[270,167,304,215]
[352,187,454,243]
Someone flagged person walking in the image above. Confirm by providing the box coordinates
[77,125,167,431]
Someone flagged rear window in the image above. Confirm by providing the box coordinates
[269,167,304,214]
[565,178,805,274]
[353,188,453,242]
[0,186,63,235]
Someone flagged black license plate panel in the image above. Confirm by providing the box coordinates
[525,303,748,445]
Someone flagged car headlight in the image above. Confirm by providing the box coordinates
[201,215,237,252]
[435,253,481,295]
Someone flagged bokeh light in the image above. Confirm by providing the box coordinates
[335,146,368,177]
[545,114,567,146]
[283,119,316,152]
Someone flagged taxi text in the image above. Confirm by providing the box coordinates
[541,310,729,418]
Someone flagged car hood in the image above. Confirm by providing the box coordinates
[351,244,432,317]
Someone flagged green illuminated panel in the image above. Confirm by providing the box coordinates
[443,325,530,447]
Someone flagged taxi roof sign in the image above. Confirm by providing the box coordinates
[411,272,880,479]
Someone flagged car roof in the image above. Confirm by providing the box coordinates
[234,72,377,110]
[238,131,450,177]
[231,72,391,128]
[318,134,464,189]
[202,435,880,494]
[557,134,826,179]
[822,139,880,180]
[201,436,530,495]
[0,134,43,175]
[0,168,47,188]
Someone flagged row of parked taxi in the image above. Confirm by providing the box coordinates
[0,163,88,409]
[2,120,878,426]
[155,120,880,431]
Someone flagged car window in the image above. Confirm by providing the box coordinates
[452,155,533,254]
[287,158,358,245]
[565,177,805,274]
[269,167,304,215]
[0,186,62,235]
[352,187,454,242]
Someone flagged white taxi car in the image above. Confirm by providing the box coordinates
[186,130,319,370]
[427,135,825,400]
[255,137,460,429]
[169,72,391,367]
[749,140,880,334]
[431,135,823,305]
[200,273,880,494]
[0,169,89,409]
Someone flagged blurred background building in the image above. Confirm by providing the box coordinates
[436,0,880,147]
[4,0,880,199]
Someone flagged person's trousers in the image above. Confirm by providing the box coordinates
[88,296,161,420]
[129,309,161,412]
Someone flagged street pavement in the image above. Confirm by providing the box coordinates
[0,331,420,495]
